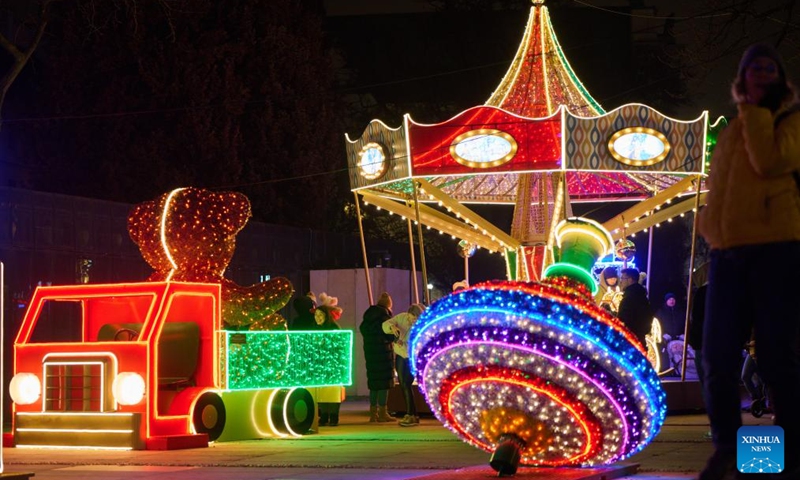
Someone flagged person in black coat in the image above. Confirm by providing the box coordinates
[360,292,395,422]
[655,292,686,339]
[688,285,708,374]
[688,262,711,438]
[617,267,653,347]
[290,294,317,331]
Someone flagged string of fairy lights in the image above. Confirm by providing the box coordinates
[224,330,352,389]
[360,188,702,254]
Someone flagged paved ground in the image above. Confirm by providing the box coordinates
[0,400,774,480]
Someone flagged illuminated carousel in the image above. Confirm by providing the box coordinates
[346,0,725,278]
[344,0,723,474]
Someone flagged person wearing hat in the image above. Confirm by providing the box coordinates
[359,292,396,422]
[616,267,653,347]
[655,292,685,340]
[383,303,426,427]
[697,43,800,480]
[289,293,318,331]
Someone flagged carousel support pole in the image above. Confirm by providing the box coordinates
[681,176,703,382]
[464,254,469,286]
[541,172,567,278]
[619,226,628,273]
[541,173,551,271]
[406,216,420,304]
[412,182,431,306]
[646,218,654,296]
[353,192,374,306]
[1,261,4,473]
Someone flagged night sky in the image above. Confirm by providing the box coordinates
[1,0,797,304]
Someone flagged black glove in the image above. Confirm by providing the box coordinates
[759,83,789,112]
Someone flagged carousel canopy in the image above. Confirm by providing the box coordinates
[344,0,720,277]
[345,3,712,205]
[348,103,709,204]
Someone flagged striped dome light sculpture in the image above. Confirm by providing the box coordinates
[409,218,666,475]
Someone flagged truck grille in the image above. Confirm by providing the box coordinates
[43,358,113,412]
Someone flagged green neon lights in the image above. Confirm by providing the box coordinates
[222,330,353,390]
[544,262,598,295]
[705,116,728,172]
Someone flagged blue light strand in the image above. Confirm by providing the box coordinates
[410,291,663,415]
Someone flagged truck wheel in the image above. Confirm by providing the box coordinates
[270,388,314,436]
[193,391,226,441]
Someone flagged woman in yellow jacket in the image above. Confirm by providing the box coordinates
[697,43,800,480]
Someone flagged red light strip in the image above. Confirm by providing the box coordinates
[438,365,602,466]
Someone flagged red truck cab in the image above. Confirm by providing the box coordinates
[11,282,220,449]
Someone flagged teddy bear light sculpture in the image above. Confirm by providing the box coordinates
[128,187,293,330]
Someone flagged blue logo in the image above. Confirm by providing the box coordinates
[737,425,785,474]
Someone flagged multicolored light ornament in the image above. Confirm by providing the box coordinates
[614,239,636,261]
[409,218,666,470]
[128,187,293,330]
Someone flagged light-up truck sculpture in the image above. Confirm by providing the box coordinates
[9,281,352,450]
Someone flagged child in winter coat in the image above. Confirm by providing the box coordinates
[315,293,345,426]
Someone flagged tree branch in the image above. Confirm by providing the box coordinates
[0,0,58,129]
[0,32,25,62]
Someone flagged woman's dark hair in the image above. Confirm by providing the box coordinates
[602,266,618,279]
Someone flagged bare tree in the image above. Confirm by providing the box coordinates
[0,0,179,131]
[0,0,57,130]
[662,0,798,109]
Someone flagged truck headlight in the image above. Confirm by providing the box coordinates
[9,373,41,405]
[112,372,146,406]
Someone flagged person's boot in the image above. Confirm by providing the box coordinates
[369,406,379,423]
[402,386,416,422]
[377,405,393,422]
[318,403,330,426]
[399,413,419,427]
[329,403,340,426]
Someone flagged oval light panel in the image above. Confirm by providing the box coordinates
[608,127,670,167]
[450,129,517,168]
[358,142,387,180]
